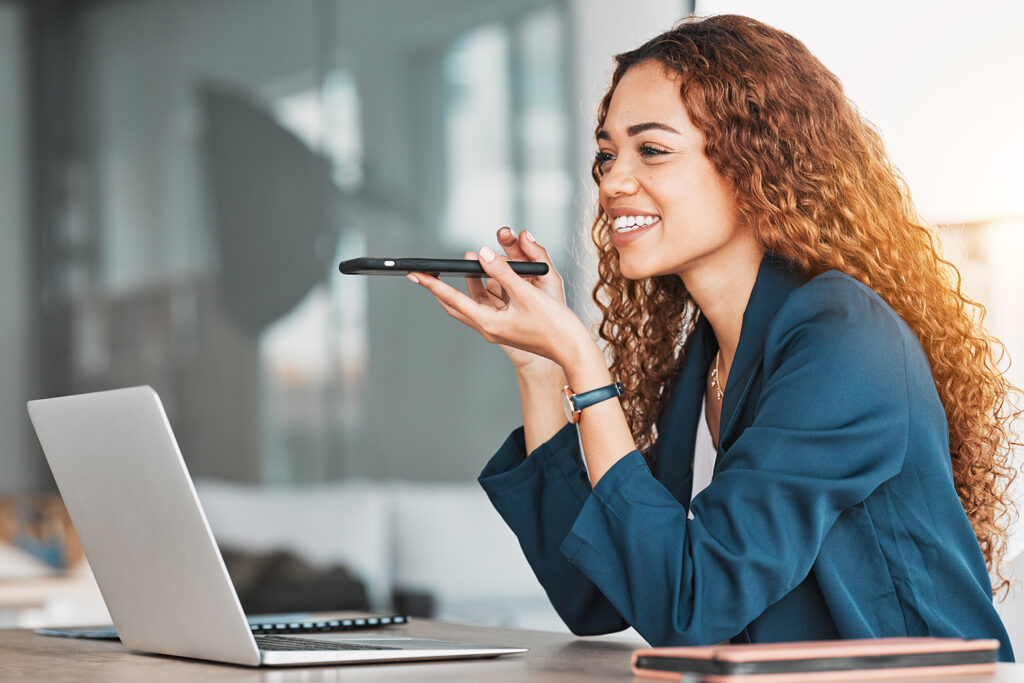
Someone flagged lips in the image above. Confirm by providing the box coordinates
[610,216,660,248]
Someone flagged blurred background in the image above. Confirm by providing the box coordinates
[0,0,1021,642]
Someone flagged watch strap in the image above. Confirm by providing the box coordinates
[570,381,624,412]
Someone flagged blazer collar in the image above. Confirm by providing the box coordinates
[651,252,806,495]
[718,252,806,448]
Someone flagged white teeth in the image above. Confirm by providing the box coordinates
[613,215,660,232]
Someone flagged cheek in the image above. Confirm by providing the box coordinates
[662,170,737,235]
[697,161,739,218]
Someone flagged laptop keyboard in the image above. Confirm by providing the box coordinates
[255,635,400,651]
[249,615,407,635]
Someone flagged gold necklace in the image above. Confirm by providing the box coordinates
[710,351,724,401]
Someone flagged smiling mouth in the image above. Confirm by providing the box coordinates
[613,215,661,233]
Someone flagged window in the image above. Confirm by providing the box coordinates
[259,72,368,482]
[441,6,571,261]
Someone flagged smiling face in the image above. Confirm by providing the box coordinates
[597,60,760,282]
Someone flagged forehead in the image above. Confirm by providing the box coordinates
[602,60,696,137]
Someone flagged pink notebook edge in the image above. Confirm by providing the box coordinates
[630,636,1001,663]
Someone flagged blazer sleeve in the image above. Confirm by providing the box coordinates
[558,276,911,646]
[478,422,629,635]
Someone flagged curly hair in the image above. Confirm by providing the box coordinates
[589,14,1021,594]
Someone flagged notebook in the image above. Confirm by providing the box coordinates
[631,637,1000,681]
[36,613,407,639]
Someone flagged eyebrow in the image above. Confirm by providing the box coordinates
[596,121,681,141]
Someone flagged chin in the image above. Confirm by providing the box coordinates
[616,254,656,281]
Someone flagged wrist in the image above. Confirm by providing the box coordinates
[562,381,624,424]
[562,341,613,394]
[514,356,564,384]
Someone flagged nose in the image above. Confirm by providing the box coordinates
[599,159,640,201]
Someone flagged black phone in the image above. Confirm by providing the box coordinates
[338,257,548,278]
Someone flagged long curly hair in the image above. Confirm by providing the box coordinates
[590,14,1020,594]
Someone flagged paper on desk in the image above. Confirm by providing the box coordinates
[35,613,316,640]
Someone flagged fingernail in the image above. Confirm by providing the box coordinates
[407,273,420,284]
[499,227,513,239]
[523,231,536,243]
[479,246,495,262]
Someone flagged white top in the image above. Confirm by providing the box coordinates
[688,395,718,520]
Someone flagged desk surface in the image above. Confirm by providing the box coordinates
[0,618,1019,682]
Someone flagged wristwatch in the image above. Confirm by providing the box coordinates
[562,382,624,424]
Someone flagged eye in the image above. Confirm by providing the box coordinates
[638,143,669,158]
[594,150,615,172]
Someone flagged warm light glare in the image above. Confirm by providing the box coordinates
[697,0,1024,223]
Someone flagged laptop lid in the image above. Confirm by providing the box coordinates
[28,386,262,666]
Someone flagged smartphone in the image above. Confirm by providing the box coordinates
[338,257,548,278]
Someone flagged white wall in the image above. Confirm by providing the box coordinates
[696,0,1024,225]
[0,3,32,494]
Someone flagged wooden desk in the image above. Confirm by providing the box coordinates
[0,619,1019,681]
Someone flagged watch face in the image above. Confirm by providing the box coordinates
[561,386,577,422]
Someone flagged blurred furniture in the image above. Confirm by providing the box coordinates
[194,479,571,633]
[0,573,110,630]
[0,496,110,629]
[220,548,369,614]
[1,479,579,633]
[0,543,109,629]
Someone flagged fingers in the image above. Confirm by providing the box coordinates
[409,271,493,327]
[484,278,505,302]
[465,251,507,307]
[499,227,561,289]
[516,230,556,270]
[476,246,532,299]
[436,296,477,330]
[497,227,552,270]
[496,227,528,261]
[464,250,486,300]
[515,231,565,307]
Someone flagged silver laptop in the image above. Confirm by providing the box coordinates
[27,386,527,667]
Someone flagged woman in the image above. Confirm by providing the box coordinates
[410,14,1018,660]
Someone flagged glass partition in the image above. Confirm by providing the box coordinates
[63,0,573,484]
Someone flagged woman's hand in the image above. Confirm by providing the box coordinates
[409,229,592,373]
[488,227,566,307]
[467,229,565,374]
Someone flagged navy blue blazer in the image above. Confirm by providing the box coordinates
[479,253,1013,661]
